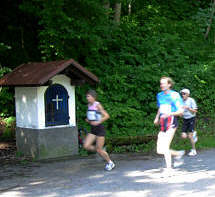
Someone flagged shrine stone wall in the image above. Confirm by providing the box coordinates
[16,126,78,159]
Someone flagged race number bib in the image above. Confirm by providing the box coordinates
[160,104,171,114]
[87,110,97,121]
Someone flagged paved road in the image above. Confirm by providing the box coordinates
[1,149,215,197]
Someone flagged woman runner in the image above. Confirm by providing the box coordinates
[83,90,115,171]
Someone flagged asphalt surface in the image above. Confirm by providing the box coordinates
[1,149,215,197]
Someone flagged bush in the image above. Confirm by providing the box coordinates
[0,116,16,141]
[3,0,215,153]
[76,15,215,139]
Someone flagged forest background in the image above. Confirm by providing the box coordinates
[1,0,215,154]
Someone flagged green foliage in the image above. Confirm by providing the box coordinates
[0,87,14,117]
[2,0,215,153]
[4,116,16,127]
[16,151,24,158]
[0,116,16,141]
[107,138,156,153]
[171,116,215,152]
[20,0,110,61]
[0,65,14,117]
[192,3,215,44]
[1,2,40,68]
[19,0,215,142]
[76,14,215,139]
[0,43,11,53]
[79,148,89,156]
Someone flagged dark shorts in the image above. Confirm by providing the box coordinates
[160,116,178,132]
[182,117,195,133]
[90,124,106,136]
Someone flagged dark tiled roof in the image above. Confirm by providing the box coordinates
[0,59,99,86]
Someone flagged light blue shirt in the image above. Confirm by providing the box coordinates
[183,97,197,119]
[157,90,184,114]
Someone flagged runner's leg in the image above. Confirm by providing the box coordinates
[165,128,176,168]
[181,132,187,139]
[188,132,196,150]
[188,118,197,151]
[96,136,111,163]
[157,131,173,168]
[83,133,96,152]
[168,127,185,157]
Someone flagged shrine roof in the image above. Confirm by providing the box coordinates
[0,59,99,86]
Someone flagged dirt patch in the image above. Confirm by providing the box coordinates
[0,141,17,163]
[0,141,16,156]
[0,141,32,165]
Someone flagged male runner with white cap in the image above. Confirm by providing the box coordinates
[180,88,198,156]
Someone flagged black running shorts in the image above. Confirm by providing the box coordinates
[90,124,106,136]
[182,117,195,133]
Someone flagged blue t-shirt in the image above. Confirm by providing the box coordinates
[157,90,184,115]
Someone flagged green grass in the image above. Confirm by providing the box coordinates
[109,121,215,154]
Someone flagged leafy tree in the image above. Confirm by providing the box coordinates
[1,0,215,143]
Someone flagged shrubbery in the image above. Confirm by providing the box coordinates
[1,1,215,150]
[75,5,215,138]
[0,117,16,141]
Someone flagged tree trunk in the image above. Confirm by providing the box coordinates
[114,1,121,23]
[128,0,134,15]
[204,0,215,40]
[128,3,131,15]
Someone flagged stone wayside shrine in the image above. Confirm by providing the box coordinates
[0,59,99,160]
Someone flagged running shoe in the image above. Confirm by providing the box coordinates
[105,162,115,171]
[175,150,185,160]
[160,168,175,178]
[188,149,197,156]
[173,159,184,168]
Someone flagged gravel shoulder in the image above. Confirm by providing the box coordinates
[1,149,215,197]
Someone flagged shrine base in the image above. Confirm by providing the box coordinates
[16,126,78,160]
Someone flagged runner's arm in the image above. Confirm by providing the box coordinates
[169,108,184,117]
[186,107,197,113]
[187,99,198,113]
[154,109,160,125]
[97,103,110,124]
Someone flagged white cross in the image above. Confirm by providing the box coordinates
[52,95,63,110]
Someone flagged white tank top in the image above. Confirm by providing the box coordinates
[87,101,102,121]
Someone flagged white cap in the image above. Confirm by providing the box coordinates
[180,88,190,95]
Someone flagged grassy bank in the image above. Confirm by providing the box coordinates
[1,116,215,156]
[106,116,215,154]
